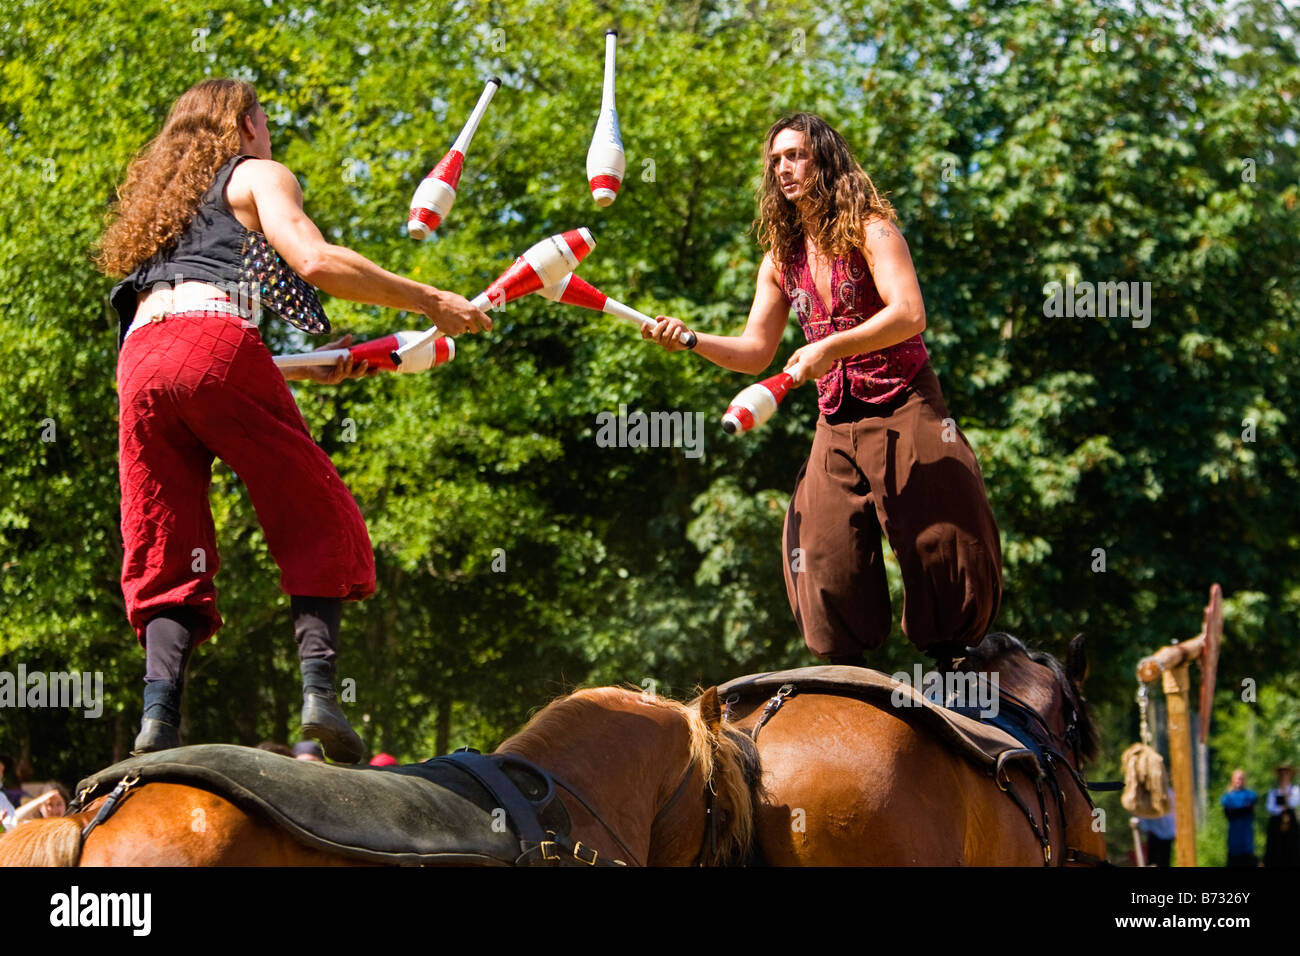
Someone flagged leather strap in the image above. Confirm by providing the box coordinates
[78,771,140,843]
[749,683,796,742]
[440,751,552,862]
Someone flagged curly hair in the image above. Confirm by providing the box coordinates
[755,112,897,272]
[95,78,258,277]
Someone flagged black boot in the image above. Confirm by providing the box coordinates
[132,680,182,755]
[293,596,363,764]
[300,659,364,764]
[132,609,197,755]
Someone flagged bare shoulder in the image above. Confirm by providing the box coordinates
[864,215,906,246]
[227,160,302,232]
[229,158,299,192]
[757,251,786,294]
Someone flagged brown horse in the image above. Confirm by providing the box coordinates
[0,686,756,867]
[725,633,1107,866]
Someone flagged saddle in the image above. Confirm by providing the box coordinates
[70,744,577,865]
[717,665,1043,778]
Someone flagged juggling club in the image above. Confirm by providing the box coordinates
[408,77,501,239]
[539,272,696,348]
[274,333,455,374]
[721,361,807,435]
[586,30,625,207]
[392,228,597,364]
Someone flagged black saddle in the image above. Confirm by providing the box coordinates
[70,744,580,865]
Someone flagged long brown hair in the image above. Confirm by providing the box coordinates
[755,112,897,271]
[96,78,258,277]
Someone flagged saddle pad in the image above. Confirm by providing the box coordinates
[72,745,570,865]
[717,666,1039,775]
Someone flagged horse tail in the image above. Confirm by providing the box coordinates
[0,819,83,866]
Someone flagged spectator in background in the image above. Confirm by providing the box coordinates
[1138,791,1176,867]
[369,753,398,768]
[1265,807,1300,867]
[35,783,69,818]
[293,741,324,762]
[1265,765,1300,817]
[0,755,24,810]
[1221,768,1258,867]
[0,788,15,831]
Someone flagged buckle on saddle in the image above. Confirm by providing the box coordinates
[767,684,795,709]
[722,693,740,722]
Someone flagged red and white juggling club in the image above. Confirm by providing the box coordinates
[539,273,697,349]
[721,361,807,435]
[392,228,596,364]
[408,77,501,240]
[586,30,625,207]
[274,333,455,374]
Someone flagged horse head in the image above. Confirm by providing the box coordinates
[964,632,1099,770]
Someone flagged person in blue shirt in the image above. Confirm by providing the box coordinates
[1221,768,1258,866]
[1138,789,1176,866]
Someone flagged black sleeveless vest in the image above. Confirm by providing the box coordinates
[109,155,329,345]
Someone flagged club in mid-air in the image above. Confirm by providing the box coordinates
[408,77,502,239]
[539,272,696,349]
[274,333,455,374]
[392,228,597,364]
[586,30,625,207]
[721,361,807,434]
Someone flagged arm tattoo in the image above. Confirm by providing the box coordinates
[873,225,896,241]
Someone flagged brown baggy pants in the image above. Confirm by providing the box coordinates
[782,363,1002,658]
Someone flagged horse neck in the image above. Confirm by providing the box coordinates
[988,657,1071,756]
[498,690,699,864]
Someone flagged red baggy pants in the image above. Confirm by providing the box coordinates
[117,311,376,644]
[782,363,1002,658]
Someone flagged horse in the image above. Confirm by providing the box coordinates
[0,686,757,867]
[723,633,1108,866]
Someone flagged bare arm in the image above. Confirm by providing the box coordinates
[234,160,489,336]
[644,254,790,375]
[785,219,926,383]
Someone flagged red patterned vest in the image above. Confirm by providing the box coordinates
[781,246,929,414]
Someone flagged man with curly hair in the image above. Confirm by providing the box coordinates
[648,113,1001,669]
[98,79,490,760]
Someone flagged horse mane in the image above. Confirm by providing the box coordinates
[0,817,83,866]
[965,632,1100,764]
[500,686,755,866]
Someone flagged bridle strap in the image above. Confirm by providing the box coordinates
[546,771,644,867]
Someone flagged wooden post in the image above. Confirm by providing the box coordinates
[1134,584,1223,868]
[1162,662,1197,866]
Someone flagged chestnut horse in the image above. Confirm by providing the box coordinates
[726,633,1107,866]
[0,686,756,867]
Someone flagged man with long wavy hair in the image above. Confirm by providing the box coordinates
[649,113,1001,669]
[97,78,489,761]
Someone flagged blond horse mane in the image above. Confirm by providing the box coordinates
[500,686,754,865]
[0,817,83,866]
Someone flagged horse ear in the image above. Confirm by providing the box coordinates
[1066,634,1088,687]
[699,686,722,735]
